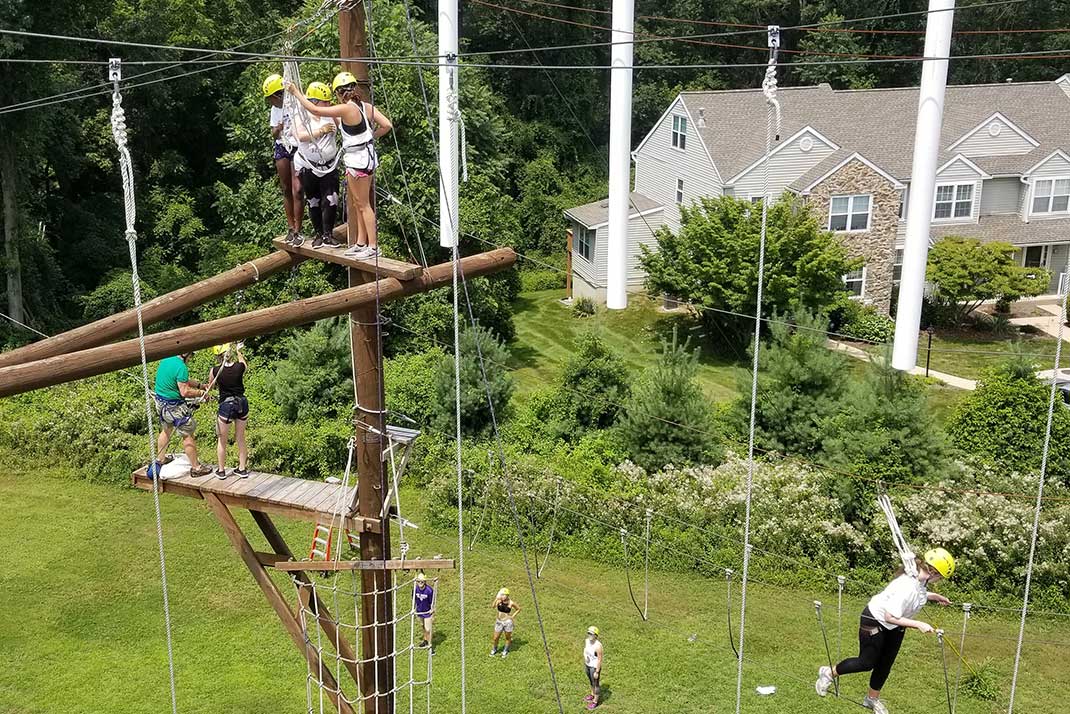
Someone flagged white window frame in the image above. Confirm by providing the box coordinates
[671,115,687,151]
[1030,177,1070,216]
[898,189,908,221]
[843,266,867,300]
[1020,244,1051,270]
[933,182,975,221]
[675,178,685,205]
[893,248,904,285]
[828,194,871,233]
[574,226,594,262]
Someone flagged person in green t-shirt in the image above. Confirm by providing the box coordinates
[153,352,213,477]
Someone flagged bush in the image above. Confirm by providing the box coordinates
[431,325,514,437]
[384,348,444,427]
[520,268,565,293]
[272,318,353,422]
[572,296,595,317]
[545,333,631,440]
[960,659,1002,702]
[249,418,353,481]
[834,300,894,343]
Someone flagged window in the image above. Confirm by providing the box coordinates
[829,194,871,232]
[676,179,684,205]
[1022,245,1050,269]
[843,267,866,299]
[671,115,687,150]
[934,183,974,219]
[1031,178,1070,215]
[574,227,594,261]
[898,189,907,220]
[893,249,904,284]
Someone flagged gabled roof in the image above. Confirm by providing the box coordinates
[675,78,1070,183]
[564,192,663,229]
[727,126,839,185]
[1023,149,1070,176]
[936,154,992,179]
[633,97,722,184]
[796,151,904,193]
[946,111,1039,153]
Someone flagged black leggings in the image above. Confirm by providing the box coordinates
[298,168,339,236]
[835,608,906,692]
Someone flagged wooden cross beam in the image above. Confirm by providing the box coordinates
[271,558,456,572]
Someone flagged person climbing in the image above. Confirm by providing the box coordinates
[583,626,603,710]
[153,352,212,477]
[263,74,304,245]
[490,587,520,658]
[285,80,344,250]
[815,548,955,714]
[291,70,392,260]
[209,342,249,480]
[413,572,435,650]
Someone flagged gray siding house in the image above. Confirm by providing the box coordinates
[565,74,1070,311]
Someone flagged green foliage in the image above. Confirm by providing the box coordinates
[384,348,444,427]
[960,659,1002,702]
[572,296,596,317]
[249,417,352,481]
[834,298,895,343]
[432,325,514,437]
[617,330,719,470]
[519,268,565,293]
[927,237,1049,323]
[640,195,856,348]
[545,333,631,440]
[80,270,159,322]
[271,318,354,422]
[794,12,876,89]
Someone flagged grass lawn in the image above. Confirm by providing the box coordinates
[2,456,1068,714]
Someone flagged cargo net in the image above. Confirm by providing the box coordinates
[295,571,437,714]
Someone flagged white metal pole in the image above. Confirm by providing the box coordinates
[891,0,955,371]
[606,0,634,310]
[439,0,459,248]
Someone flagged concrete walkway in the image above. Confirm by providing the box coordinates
[1009,303,1070,343]
[828,339,977,390]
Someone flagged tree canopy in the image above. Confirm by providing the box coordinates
[926,237,1049,322]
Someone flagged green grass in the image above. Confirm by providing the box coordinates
[2,456,1068,714]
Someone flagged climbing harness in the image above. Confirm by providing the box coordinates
[813,601,840,698]
[877,490,917,577]
[108,57,179,714]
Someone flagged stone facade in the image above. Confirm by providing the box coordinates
[806,159,901,314]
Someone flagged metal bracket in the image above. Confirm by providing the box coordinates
[767,25,781,57]
[108,58,122,83]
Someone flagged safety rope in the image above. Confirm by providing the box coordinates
[1007,271,1067,714]
[643,508,651,620]
[937,629,953,714]
[953,603,971,714]
[535,478,560,577]
[725,569,739,658]
[620,528,647,621]
[735,27,780,714]
[877,491,917,577]
[452,231,467,714]
[108,58,178,714]
[813,601,840,698]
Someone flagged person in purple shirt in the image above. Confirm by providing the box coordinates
[413,573,435,651]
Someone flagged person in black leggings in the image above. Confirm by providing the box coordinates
[815,549,955,714]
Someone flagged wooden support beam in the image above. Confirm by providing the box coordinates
[0,249,300,369]
[203,494,356,714]
[273,558,455,572]
[0,249,515,398]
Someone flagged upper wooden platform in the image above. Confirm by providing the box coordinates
[132,461,379,534]
[273,237,422,281]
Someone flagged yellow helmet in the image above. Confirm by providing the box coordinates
[924,548,955,579]
[306,81,333,102]
[498,587,509,597]
[332,71,358,92]
[262,74,284,97]
[416,572,426,582]
[587,626,599,637]
[212,343,231,357]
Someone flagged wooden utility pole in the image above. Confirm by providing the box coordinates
[339,7,395,713]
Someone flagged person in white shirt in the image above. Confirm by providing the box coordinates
[262,74,304,244]
[814,548,955,714]
[582,626,603,710]
[285,81,344,250]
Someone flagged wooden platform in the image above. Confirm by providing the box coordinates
[132,464,380,534]
[273,236,422,281]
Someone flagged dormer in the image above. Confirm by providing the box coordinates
[947,112,1039,158]
[1057,74,1070,100]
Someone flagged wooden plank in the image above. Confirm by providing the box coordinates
[202,494,356,714]
[264,477,313,505]
[274,558,455,572]
[226,471,272,497]
[272,236,422,281]
[306,482,350,515]
[288,481,334,509]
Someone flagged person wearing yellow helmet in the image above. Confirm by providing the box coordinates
[263,74,305,245]
[289,70,393,261]
[413,573,435,651]
[284,80,344,250]
[490,587,520,658]
[583,626,603,709]
[207,342,250,479]
[815,549,955,714]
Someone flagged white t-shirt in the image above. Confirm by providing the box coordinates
[293,114,340,176]
[867,574,928,630]
[269,105,294,148]
[583,638,602,667]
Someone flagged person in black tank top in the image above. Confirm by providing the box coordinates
[208,343,250,479]
[490,587,521,658]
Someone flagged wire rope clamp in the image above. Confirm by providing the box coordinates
[619,527,628,543]
[836,575,846,588]
[814,600,823,612]
[108,58,122,83]
[936,628,945,644]
[766,25,781,50]
[962,602,972,618]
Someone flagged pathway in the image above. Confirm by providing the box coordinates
[1009,303,1070,343]
[828,339,977,390]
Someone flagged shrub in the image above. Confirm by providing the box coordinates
[546,333,631,440]
[384,348,444,427]
[960,659,1002,702]
[835,300,894,343]
[927,237,1048,323]
[272,318,353,422]
[572,296,596,317]
[249,418,352,481]
[431,325,514,437]
[520,268,565,293]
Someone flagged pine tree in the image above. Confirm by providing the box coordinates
[432,325,514,437]
[549,333,631,440]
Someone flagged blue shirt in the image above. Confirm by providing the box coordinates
[414,584,434,617]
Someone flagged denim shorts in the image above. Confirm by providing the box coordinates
[217,396,249,423]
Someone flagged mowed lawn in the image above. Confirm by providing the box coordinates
[2,459,1068,713]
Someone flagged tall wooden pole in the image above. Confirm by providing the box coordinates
[340,8,394,714]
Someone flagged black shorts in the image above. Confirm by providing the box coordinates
[217,396,249,423]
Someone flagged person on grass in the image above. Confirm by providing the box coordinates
[413,572,435,650]
[490,587,520,658]
[209,342,250,480]
[815,548,955,714]
[290,70,393,260]
[285,80,344,250]
[263,74,304,244]
[583,626,603,710]
[153,352,212,478]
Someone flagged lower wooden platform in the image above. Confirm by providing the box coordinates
[131,462,379,534]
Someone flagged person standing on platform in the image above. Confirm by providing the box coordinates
[413,572,435,651]
[263,74,304,245]
[490,587,520,658]
[286,80,344,250]
[153,352,212,477]
[209,342,250,480]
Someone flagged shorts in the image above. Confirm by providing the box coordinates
[494,618,514,634]
[157,398,196,437]
[274,143,295,161]
[419,615,433,635]
[217,396,249,423]
[346,166,374,179]
[585,665,601,693]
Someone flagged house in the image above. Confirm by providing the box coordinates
[564,75,1070,312]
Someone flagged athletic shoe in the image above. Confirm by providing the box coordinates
[417,640,430,649]
[312,235,324,249]
[862,696,889,714]
[501,649,509,658]
[815,666,834,697]
[189,464,212,478]
[235,468,249,478]
[320,234,343,249]
[344,243,370,257]
[489,649,497,657]
[584,695,595,702]
[586,703,597,710]
[292,232,305,247]
[160,454,175,465]
[215,468,228,480]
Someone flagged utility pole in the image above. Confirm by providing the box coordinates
[605,0,634,310]
[439,0,459,249]
[339,6,395,712]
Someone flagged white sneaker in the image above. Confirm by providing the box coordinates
[863,696,889,714]
[489,649,497,658]
[344,244,371,258]
[501,649,509,658]
[815,666,834,697]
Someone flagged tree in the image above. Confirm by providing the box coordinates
[640,195,855,349]
[739,310,850,457]
[794,12,877,89]
[927,237,1049,323]
[432,325,514,437]
[272,318,354,422]
[548,332,631,440]
[617,330,719,471]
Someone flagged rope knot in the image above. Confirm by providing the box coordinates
[762,64,782,143]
